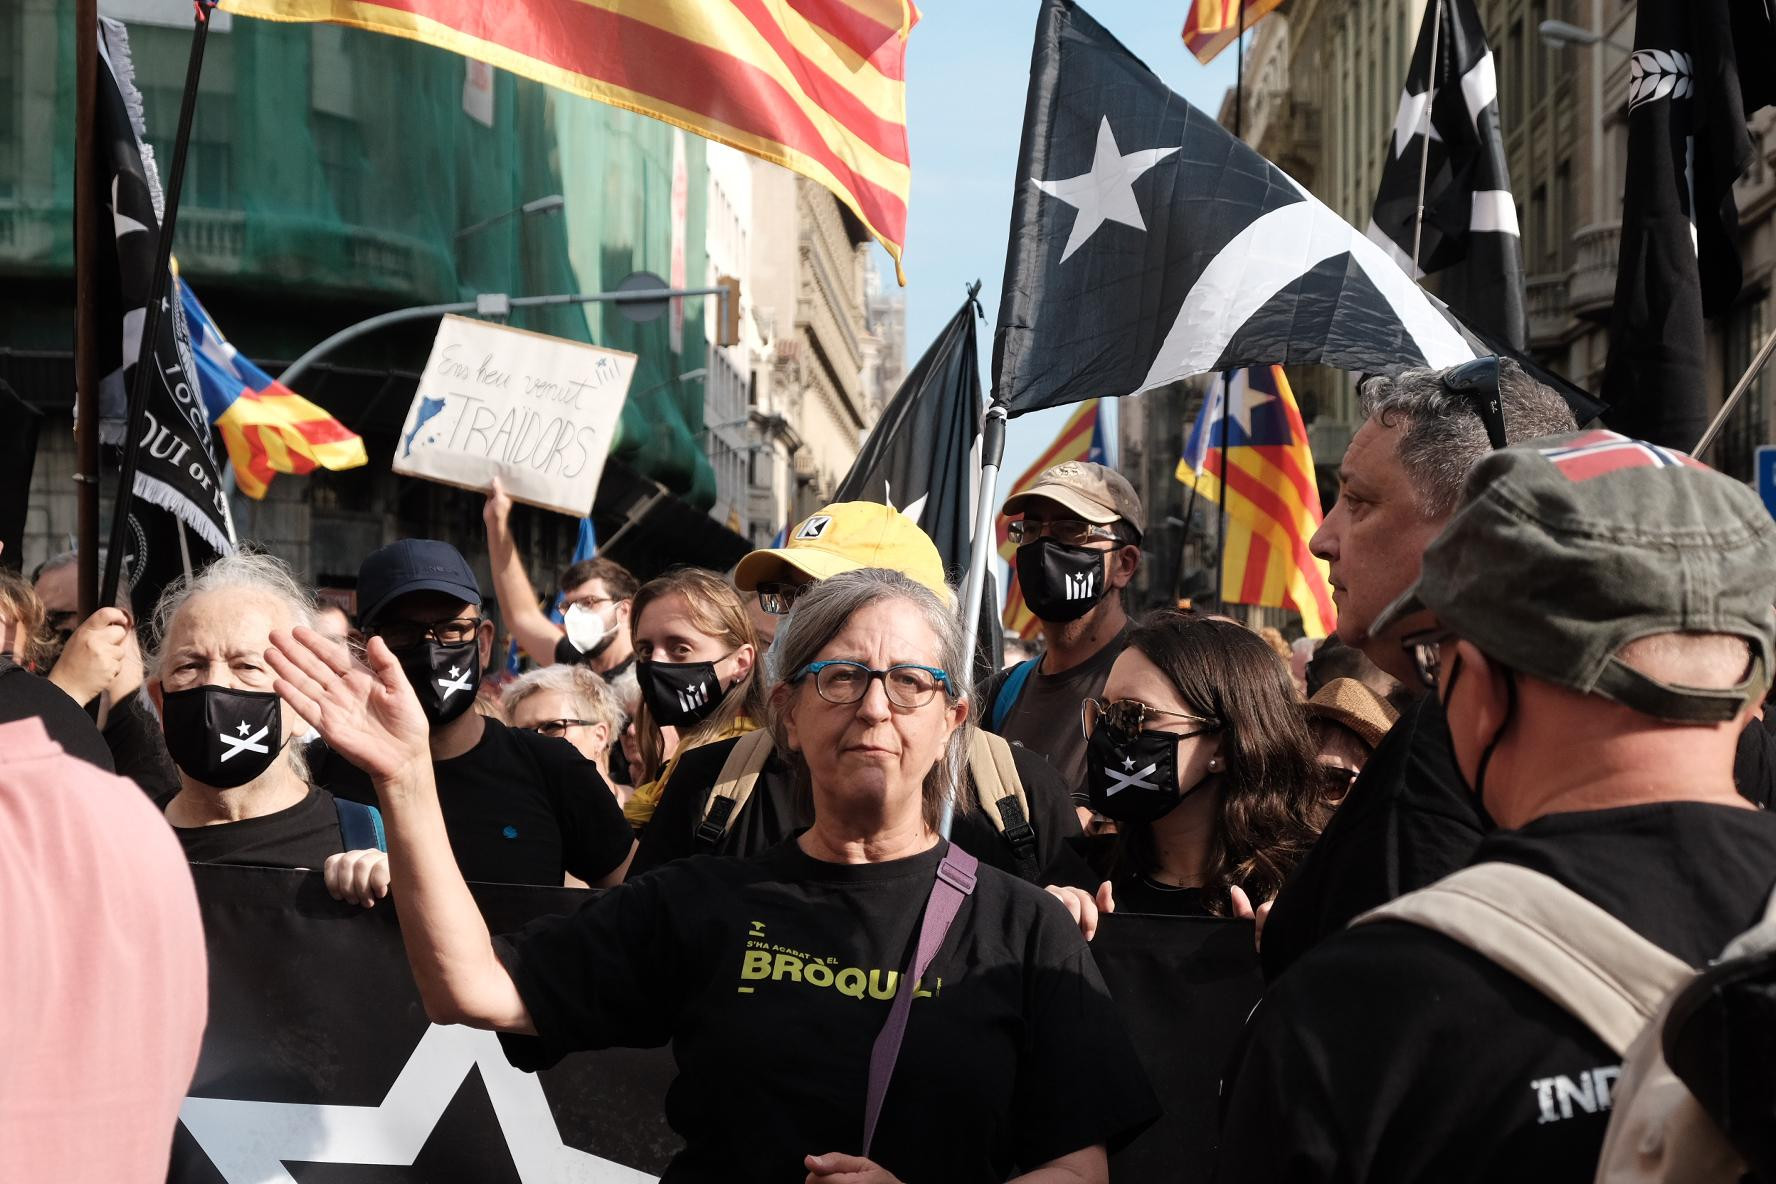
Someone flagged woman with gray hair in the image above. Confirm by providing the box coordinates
[267,567,1156,1183]
[148,551,389,909]
[502,663,631,807]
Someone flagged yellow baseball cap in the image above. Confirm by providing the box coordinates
[734,502,953,602]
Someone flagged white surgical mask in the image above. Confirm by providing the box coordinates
[564,601,610,656]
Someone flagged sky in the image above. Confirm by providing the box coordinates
[874,1,1240,486]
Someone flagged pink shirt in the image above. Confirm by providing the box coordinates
[0,717,207,1181]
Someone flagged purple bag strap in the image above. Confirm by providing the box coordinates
[861,843,979,1158]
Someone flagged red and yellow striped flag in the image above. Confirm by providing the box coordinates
[218,0,918,279]
[997,400,1105,640]
[1177,367,1335,637]
[1181,0,1284,64]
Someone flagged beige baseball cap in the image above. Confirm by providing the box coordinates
[1003,461,1145,537]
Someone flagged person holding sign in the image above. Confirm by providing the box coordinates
[309,540,634,889]
[266,568,1157,1183]
[1045,613,1328,935]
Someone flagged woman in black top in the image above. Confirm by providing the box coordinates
[1050,612,1328,925]
[268,567,1156,1183]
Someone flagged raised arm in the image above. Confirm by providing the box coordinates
[482,477,567,665]
[266,625,533,1032]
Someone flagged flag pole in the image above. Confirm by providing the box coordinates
[74,0,101,617]
[1217,0,1247,610]
[1409,0,1445,272]
[100,0,219,609]
[1692,326,1776,459]
[949,399,1008,837]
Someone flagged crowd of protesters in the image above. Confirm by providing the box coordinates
[4,356,1776,1183]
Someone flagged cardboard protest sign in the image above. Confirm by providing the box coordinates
[170,864,679,1182]
[393,316,636,517]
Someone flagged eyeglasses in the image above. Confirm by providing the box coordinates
[1440,356,1509,451]
[793,659,954,708]
[1080,697,1220,741]
[528,718,595,738]
[1008,518,1126,547]
[1401,627,1454,689]
[563,593,615,613]
[372,615,482,649]
[756,580,812,616]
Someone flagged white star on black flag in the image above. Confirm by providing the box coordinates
[994,0,1487,419]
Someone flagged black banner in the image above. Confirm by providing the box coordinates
[1090,913,1264,1183]
[171,864,678,1182]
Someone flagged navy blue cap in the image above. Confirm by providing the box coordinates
[357,539,482,627]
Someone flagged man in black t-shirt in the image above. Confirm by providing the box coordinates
[1218,432,1776,1183]
[316,539,633,888]
[1261,361,1579,979]
[982,462,1143,802]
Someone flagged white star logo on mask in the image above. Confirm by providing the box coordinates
[436,665,474,699]
[1121,756,1135,771]
[237,720,251,736]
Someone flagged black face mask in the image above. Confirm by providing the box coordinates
[394,639,481,726]
[1016,538,1108,623]
[1439,653,1510,828]
[1085,724,1204,823]
[160,684,286,789]
[637,658,726,727]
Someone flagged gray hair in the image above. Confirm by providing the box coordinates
[34,548,131,609]
[148,551,318,680]
[767,568,971,830]
[502,662,626,734]
[1360,359,1578,520]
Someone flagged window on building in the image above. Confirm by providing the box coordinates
[1720,296,1771,481]
[137,25,237,210]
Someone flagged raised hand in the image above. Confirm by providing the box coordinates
[47,605,131,706]
[266,626,429,782]
[482,475,514,537]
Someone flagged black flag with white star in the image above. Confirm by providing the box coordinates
[835,292,983,576]
[1603,0,1776,450]
[993,0,1484,417]
[91,17,234,616]
[1368,0,1526,350]
[170,865,679,1182]
[834,291,1002,676]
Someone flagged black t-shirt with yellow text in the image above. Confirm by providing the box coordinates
[496,837,1158,1182]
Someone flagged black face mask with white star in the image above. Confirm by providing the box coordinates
[1083,722,1197,824]
[160,684,287,789]
[394,639,481,726]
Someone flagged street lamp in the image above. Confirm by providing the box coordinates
[454,193,566,242]
[1538,19,1633,53]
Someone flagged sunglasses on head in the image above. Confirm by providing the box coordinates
[1440,356,1509,451]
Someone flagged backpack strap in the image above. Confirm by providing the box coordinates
[694,729,777,852]
[1354,862,1692,1058]
[967,731,1040,882]
[334,798,387,854]
[988,658,1038,733]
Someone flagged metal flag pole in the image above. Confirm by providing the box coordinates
[1692,327,1776,459]
[100,0,219,609]
[74,0,100,616]
[1217,0,1247,610]
[947,399,1009,838]
[1410,0,1446,272]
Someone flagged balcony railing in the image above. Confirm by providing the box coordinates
[1568,222,1622,319]
[1526,274,1569,348]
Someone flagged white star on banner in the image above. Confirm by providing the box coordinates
[1034,117,1180,262]
[1227,376,1276,436]
[1388,87,1441,158]
[178,1023,655,1183]
[236,720,251,736]
[883,480,929,526]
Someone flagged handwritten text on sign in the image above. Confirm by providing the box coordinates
[393,316,636,518]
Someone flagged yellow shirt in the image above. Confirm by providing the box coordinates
[623,715,760,828]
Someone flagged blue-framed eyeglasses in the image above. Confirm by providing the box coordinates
[792,659,954,708]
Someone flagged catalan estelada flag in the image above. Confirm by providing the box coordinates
[181,279,368,500]
[1176,367,1335,637]
[218,0,918,280]
[997,400,1106,640]
[1181,0,1284,64]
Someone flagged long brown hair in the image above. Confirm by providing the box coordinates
[1118,611,1328,913]
[629,567,764,783]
